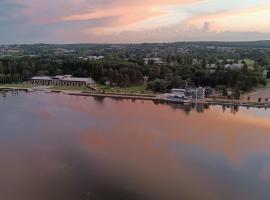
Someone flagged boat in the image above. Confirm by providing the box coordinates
[165,94,191,104]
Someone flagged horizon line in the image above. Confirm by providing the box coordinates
[1,40,270,46]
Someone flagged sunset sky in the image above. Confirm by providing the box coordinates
[1,0,270,43]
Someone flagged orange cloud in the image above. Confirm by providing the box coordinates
[187,3,270,32]
[59,0,202,30]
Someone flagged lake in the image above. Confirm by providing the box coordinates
[1,90,270,200]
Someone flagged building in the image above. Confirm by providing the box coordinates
[263,69,270,78]
[225,63,243,70]
[143,76,149,85]
[144,58,163,65]
[166,87,205,102]
[179,87,206,100]
[193,59,199,65]
[206,64,217,74]
[28,75,93,86]
[164,89,190,103]
[171,89,186,95]
[78,56,105,61]
[195,87,205,100]
[88,56,105,60]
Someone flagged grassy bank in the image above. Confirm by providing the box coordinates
[0,83,153,95]
[260,79,270,88]
[97,84,153,94]
[50,85,91,92]
[241,79,270,101]
[0,83,36,89]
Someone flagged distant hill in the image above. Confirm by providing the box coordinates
[2,40,270,58]
[173,40,270,48]
[65,40,270,48]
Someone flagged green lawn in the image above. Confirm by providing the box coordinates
[241,58,255,68]
[0,83,36,89]
[50,85,91,92]
[254,78,270,89]
[97,84,153,94]
[0,83,153,94]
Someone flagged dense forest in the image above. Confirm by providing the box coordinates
[0,42,269,97]
[0,55,267,92]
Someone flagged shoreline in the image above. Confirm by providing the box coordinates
[242,87,270,101]
[1,86,270,109]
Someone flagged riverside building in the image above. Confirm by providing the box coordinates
[28,75,93,86]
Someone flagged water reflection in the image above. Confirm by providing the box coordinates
[0,89,25,99]
[0,91,270,200]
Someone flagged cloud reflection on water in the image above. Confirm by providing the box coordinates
[1,91,270,199]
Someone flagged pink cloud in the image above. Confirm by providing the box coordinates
[57,0,201,27]
[186,3,270,32]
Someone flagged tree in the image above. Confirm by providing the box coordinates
[222,87,228,97]
[0,61,3,74]
[147,78,168,92]
[202,58,207,69]
[233,82,241,100]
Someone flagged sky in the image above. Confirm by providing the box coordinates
[1,0,270,44]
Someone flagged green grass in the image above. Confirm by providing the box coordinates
[97,84,152,94]
[241,58,255,67]
[267,79,270,87]
[253,79,270,90]
[0,83,153,94]
[0,83,36,89]
[50,85,91,92]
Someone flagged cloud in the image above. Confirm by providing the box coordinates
[58,0,200,24]
[202,21,210,32]
[0,0,26,21]
[186,3,270,32]
[0,0,270,43]
[52,21,270,44]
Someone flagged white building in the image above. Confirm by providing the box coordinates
[164,89,190,103]
[29,75,93,86]
[206,64,217,69]
[144,58,163,65]
[225,64,243,70]
[178,87,206,100]
[171,89,186,95]
[163,87,205,103]
[78,56,105,61]
[195,87,205,100]
[88,56,105,60]
[206,64,217,74]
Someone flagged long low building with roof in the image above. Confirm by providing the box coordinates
[28,75,94,86]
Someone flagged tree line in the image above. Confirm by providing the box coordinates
[0,55,267,98]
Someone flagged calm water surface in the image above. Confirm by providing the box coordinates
[1,91,270,200]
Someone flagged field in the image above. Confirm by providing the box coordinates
[97,84,153,94]
[50,85,91,92]
[242,79,270,101]
[241,58,255,68]
[0,83,153,95]
[0,83,36,89]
